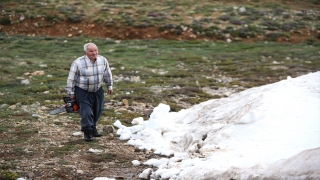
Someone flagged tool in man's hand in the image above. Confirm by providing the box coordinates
[50,96,79,115]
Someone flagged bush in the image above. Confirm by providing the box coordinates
[45,14,60,22]
[260,21,280,30]
[309,0,320,4]
[66,15,84,23]
[281,22,298,31]
[0,17,11,25]
[230,20,243,25]
[315,23,320,30]
[305,37,316,45]
[218,15,230,21]
[0,170,19,180]
[265,32,285,41]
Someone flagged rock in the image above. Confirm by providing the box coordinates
[76,170,84,174]
[8,105,16,109]
[88,148,102,154]
[20,15,25,21]
[21,79,30,85]
[239,7,246,13]
[102,125,115,134]
[72,132,83,136]
[131,76,140,82]
[27,172,35,178]
[122,99,129,108]
[31,70,45,76]
[39,64,47,68]
[106,133,114,140]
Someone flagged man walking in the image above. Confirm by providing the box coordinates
[65,43,113,141]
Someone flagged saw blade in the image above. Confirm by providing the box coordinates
[50,107,66,115]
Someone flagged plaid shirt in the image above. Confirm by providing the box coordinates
[65,55,113,95]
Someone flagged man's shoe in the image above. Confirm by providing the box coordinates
[84,131,93,141]
[92,127,102,137]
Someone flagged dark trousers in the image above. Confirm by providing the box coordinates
[75,86,104,132]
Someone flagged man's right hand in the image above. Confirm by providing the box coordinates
[70,95,75,99]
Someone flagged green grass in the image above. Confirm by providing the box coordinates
[0,35,319,108]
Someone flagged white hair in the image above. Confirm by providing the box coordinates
[83,43,98,52]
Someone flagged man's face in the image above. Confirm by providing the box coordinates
[85,44,98,60]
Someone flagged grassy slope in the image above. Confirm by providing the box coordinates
[0,1,320,179]
[0,0,319,41]
[0,35,319,107]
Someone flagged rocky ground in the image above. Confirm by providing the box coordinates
[0,57,245,179]
[0,100,162,180]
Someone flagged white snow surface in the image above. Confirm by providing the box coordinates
[111,72,320,179]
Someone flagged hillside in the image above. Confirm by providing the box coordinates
[0,1,320,180]
[0,0,319,43]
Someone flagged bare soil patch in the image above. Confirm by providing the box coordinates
[1,18,319,44]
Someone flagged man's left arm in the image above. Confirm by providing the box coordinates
[103,58,113,95]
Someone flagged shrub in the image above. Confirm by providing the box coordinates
[305,37,316,45]
[66,15,84,23]
[191,21,204,34]
[230,20,243,25]
[315,23,320,30]
[232,27,256,38]
[265,32,285,41]
[260,21,280,30]
[309,0,320,4]
[57,6,76,14]
[218,15,230,21]
[45,14,60,22]
[281,22,298,31]
[0,17,11,25]
[222,26,234,34]
[0,170,19,180]
[200,18,212,23]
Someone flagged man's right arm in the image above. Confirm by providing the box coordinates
[65,62,78,98]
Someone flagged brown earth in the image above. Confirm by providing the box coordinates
[1,18,319,43]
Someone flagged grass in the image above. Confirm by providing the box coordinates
[0,35,319,109]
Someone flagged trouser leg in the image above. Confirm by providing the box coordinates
[75,86,104,132]
[92,86,104,127]
[75,86,93,132]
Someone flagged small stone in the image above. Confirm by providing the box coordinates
[31,70,45,76]
[123,99,129,108]
[21,79,30,85]
[27,172,35,178]
[39,64,47,67]
[106,133,114,140]
[8,105,16,109]
[76,170,84,174]
[72,132,83,136]
[102,125,115,134]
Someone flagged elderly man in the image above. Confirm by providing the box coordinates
[65,43,113,141]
